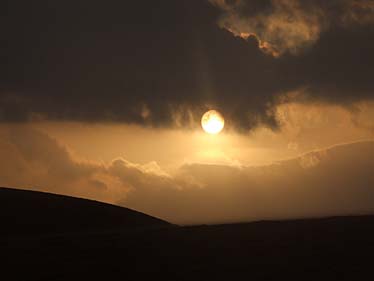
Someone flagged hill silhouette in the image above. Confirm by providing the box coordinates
[2,187,374,281]
[0,187,170,236]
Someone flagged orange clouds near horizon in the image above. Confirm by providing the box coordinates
[0,101,373,224]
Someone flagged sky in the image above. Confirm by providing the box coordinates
[1,0,374,224]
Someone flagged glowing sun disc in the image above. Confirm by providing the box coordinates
[201,110,225,134]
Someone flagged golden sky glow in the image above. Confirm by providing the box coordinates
[0,102,373,224]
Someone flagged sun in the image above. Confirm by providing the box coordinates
[201,110,225,134]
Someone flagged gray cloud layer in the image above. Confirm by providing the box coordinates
[1,1,374,131]
[1,126,373,224]
[210,0,374,56]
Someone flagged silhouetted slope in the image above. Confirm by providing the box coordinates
[0,187,170,235]
[2,187,374,281]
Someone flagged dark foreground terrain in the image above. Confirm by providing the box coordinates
[2,187,374,281]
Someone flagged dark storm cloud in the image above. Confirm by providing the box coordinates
[1,0,374,130]
[210,0,374,56]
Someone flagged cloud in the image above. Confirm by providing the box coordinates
[122,141,374,224]
[0,0,374,131]
[210,0,374,56]
[1,125,373,224]
[0,125,198,205]
[0,126,113,199]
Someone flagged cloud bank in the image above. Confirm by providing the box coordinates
[1,1,374,131]
[1,126,373,224]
